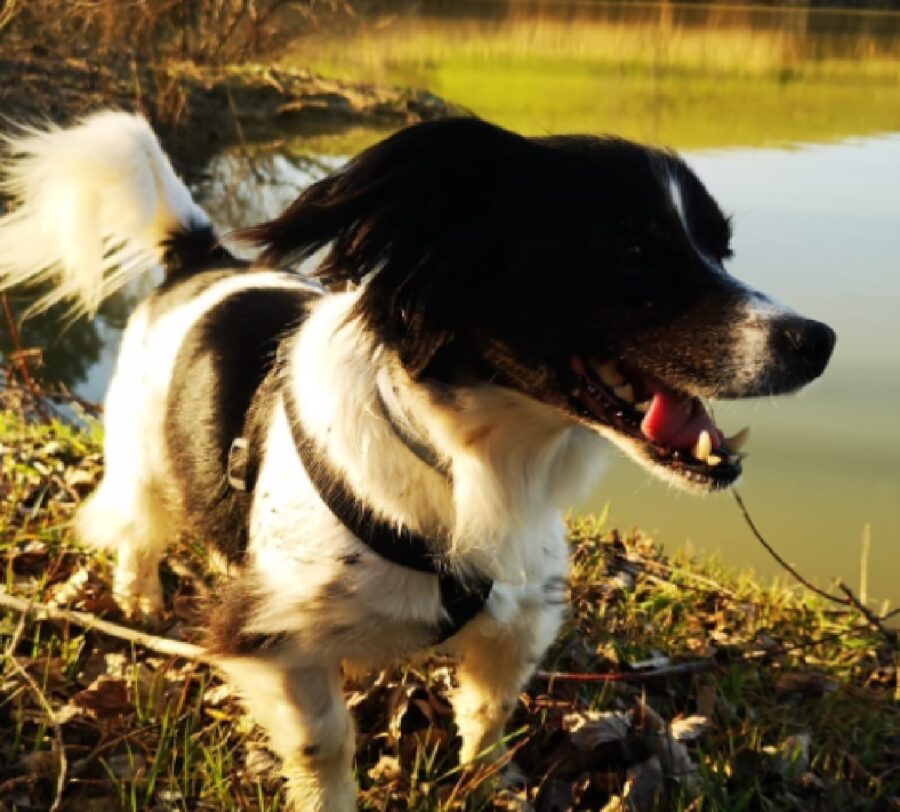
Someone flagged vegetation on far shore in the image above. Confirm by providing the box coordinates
[0,385,897,811]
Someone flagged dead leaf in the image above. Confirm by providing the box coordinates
[563,710,631,751]
[17,751,56,777]
[670,714,711,742]
[775,732,811,778]
[367,754,402,783]
[622,755,664,812]
[776,672,837,698]
[70,676,131,719]
[695,682,717,719]
[105,752,146,781]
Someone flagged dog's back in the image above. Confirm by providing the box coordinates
[0,112,316,609]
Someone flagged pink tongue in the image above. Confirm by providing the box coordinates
[641,387,720,450]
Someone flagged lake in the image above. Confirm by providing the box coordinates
[4,2,899,607]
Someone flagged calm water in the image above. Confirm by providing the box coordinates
[4,3,899,606]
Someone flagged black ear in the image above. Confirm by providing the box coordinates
[237,118,542,374]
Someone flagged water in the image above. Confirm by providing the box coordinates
[3,2,898,606]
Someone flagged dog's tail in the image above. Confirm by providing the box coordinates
[0,110,217,318]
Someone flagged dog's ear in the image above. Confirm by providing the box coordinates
[237,118,543,374]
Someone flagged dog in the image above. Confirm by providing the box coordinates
[0,111,835,809]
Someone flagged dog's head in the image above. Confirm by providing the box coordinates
[242,118,835,492]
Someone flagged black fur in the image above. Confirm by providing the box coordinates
[161,224,237,278]
[164,284,315,561]
[240,117,832,407]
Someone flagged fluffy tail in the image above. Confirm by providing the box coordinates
[0,111,215,317]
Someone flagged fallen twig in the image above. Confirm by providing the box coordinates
[837,581,898,645]
[1,292,48,421]
[534,658,718,684]
[0,591,210,662]
[733,489,898,647]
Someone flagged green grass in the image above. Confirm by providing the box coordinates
[282,8,900,152]
[1,411,897,810]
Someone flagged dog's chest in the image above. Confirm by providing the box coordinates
[244,410,570,664]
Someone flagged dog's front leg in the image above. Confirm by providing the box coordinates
[220,653,356,811]
[452,590,565,770]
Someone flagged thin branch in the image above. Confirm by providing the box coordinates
[0,592,211,662]
[534,658,718,684]
[733,490,898,647]
[836,581,898,645]
[732,489,848,605]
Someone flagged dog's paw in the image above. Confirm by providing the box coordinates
[112,588,164,628]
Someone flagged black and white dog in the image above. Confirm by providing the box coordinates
[0,112,834,809]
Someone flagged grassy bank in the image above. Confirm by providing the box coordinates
[0,408,896,811]
[0,3,455,167]
[289,7,900,151]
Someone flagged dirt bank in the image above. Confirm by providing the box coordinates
[0,50,456,165]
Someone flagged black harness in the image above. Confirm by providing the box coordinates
[228,353,493,645]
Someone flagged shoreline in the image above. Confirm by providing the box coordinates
[0,51,457,166]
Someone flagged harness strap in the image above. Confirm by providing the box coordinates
[374,369,452,478]
[280,372,492,644]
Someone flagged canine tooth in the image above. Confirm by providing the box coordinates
[707,453,722,466]
[724,426,750,452]
[635,400,651,414]
[593,360,625,388]
[692,430,712,462]
[614,384,635,403]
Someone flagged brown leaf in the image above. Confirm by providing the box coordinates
[17,751,56,777]
[563,710,630,751]
[775,672,837,698]
[669,714,711,742]
[695,682,718,719]
[10,541,49,575]
[105,752,146,781]
[622,756,664,812]
[367,754,402,783]
[71,676,131,719]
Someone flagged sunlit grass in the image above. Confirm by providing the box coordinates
[1,413,897,809]
[283,8,900,150]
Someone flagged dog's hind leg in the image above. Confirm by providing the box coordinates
[75,308,173,620]
[77,477,171,620]
[219,651,357,812]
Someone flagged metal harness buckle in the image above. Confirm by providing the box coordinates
[227,437,250,491]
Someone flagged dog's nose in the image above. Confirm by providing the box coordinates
[777,318,836,379]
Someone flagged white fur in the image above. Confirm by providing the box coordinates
[0,111,207,316]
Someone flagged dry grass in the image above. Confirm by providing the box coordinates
[0,401,897,811]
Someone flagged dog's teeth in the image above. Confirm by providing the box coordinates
[707,453,722,466]
[592,360,625,388]
[635,400,651,414]
[724,426,750,452]
[614,383,635,404]
[692,430,712,462]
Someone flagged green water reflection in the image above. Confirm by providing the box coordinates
[289,1,900,152]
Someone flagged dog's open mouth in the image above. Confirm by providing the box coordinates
[567,356,749,490]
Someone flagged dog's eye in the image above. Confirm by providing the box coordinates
[625,244,644,260]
